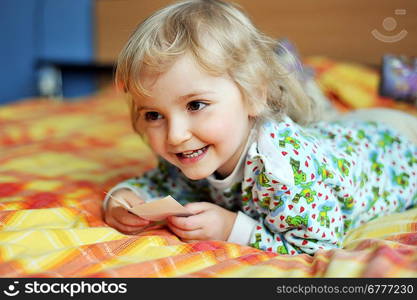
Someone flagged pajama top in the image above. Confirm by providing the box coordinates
[105,116,417,255]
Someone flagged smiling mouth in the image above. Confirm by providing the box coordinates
[176,145,209,158]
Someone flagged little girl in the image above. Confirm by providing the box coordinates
[104,0,417,255]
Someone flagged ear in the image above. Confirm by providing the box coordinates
[247,85,267,117]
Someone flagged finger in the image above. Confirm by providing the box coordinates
[167,223,204,240]
[117,224,146,235]
[105,216,147,235]
[118,192,145,207]
[110,190,145,208]
[183,202,212,214]
[168,214,202,231]
[112,206,150,227]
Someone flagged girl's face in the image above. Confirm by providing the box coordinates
[135,54,256,180]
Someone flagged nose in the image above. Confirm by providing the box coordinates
[167,116,192,146]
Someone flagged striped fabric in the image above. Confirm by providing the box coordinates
[0,58,416,277]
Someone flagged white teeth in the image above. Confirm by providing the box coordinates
[182,147,205,158]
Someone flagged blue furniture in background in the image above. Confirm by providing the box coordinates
[0,0,96,105]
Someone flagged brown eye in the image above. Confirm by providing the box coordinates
[187,101,207,111]
[144,111,162,121]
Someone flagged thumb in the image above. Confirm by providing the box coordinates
[184,202,211,214]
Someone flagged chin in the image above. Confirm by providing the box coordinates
[181,168,213,181]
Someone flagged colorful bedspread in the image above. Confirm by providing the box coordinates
[1,58,416,277]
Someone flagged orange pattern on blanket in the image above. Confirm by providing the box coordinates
[1,59,417,277]
[0,92,156,223]
[306,56,417,115]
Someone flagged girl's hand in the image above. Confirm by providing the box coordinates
[167,202,237,242]
[104,189,151,234]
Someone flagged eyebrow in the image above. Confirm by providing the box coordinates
[178,90,212,101]
[137,90,213,111]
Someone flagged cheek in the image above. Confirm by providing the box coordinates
[199,108,249,145]
[144,128,165,154]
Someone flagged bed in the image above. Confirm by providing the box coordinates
[1,56,416,277]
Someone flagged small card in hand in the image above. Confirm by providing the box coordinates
[110,194,193,221]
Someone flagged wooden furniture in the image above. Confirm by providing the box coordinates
[95,0,417,66]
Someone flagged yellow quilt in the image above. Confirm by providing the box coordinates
[1,58,416,277]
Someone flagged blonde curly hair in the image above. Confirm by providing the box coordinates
[115,0,323,133]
